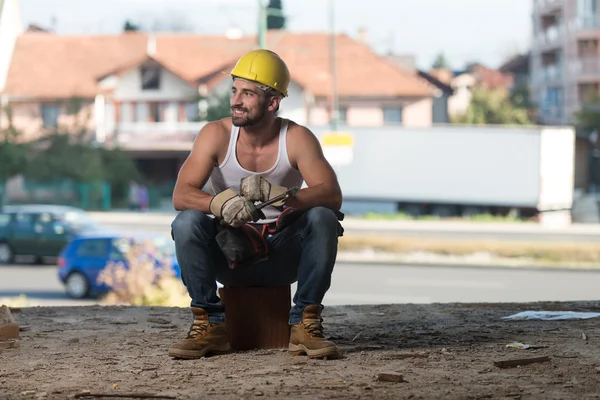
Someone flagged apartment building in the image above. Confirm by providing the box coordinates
[531,0,600,125]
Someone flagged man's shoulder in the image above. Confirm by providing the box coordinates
[190,119,233,158]
[285,119,316,139]
[201,118,233,136]
[195,118,233,144]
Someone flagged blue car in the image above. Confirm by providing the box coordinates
[57,231,180,299]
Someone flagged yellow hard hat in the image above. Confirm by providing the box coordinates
[230,49,290,97]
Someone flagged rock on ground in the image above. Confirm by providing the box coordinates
[2,301,600,399]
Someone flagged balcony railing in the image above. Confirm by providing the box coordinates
[543,64,563,81]
[575,16,600,30]
[534,0,563,15]
[532,63,564,85]
[115,121,207,135]
[569,55,600,78]
[535,24,565,47]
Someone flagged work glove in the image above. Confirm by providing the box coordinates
[209,188,265,228]
[240,175,288,208]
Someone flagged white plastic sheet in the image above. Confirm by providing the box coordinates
[502,311,600,321]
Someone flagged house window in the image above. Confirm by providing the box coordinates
[140,67,160,90]
[578,0,599,28]
[149,102,162,122]
[337,107,347,124]
[41,104,60,129]
[185,102,199,122]
[383,107,403,123]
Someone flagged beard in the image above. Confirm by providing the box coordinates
[231,104,267,127]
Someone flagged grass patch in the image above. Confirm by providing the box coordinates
[360,212,523,223]
[338,235,600,264]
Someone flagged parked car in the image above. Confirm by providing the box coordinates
[57,232,180,299]
[0,204,104,264]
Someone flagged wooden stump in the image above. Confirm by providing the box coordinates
[218,285,291,351]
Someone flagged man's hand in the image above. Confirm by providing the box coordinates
[240,175,289,208]
[209,188,264,228]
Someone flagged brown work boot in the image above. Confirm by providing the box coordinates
[168,307,231,359]
[288,304,339,359]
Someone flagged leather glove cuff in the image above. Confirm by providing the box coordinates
[209,188,239,218]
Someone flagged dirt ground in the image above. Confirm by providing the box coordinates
[2,301,600,400]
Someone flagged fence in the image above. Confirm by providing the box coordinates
[0,177,178,211]
[1,179,111,210]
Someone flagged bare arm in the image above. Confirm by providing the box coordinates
[286,125,343,211]
[172,122,223,212]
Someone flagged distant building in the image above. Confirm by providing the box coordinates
[499,52,531,91]
[425,64,513,120]
[531,0,600,125]
[386,54,454,124]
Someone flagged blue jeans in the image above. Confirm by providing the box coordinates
[171,207,343,324]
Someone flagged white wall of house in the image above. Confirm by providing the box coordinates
[309,107,330,126]
[347,107,384,126]
[334,98,433,128]
[0,0,24,91]
[277,81,307,124]
[449,73,476,117]
[113,67,197,101]
[403,97,433,127]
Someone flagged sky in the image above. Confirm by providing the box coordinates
[17,0,534,70]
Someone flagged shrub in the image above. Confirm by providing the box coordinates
[97,239,190,307]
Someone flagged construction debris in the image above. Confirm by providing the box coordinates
[73,391,176,399]
[0,304,20,344]
[494,356,551,369]
[506,342,549,350]
[376,372,404,383]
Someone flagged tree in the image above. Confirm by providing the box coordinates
[25,133,105,184]
[206,92,232,121]
[123,20,140,32]
[574,94,600,132]
[98,146,142,206]
[432,53,450,69]
[0,107,28,205]
[452,87,532,125]
[509,84,538,123]
[267,0,286,30]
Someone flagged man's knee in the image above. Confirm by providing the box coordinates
[171,209,214,241]
[304,207,341,235]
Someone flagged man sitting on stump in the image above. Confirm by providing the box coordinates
[169,49,344,360]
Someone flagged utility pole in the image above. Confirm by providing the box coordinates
[329,0,339,132]
[257,0,287,49]
[258,0,267,48]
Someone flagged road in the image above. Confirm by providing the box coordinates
[2,262,599,307]
[90,212,600,243]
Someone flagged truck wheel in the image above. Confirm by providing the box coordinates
[0,242,13,264]
[65,272,90,299]
[432,205,457,218]
[401,204,425,217]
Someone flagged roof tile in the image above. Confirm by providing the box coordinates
[3,31,433,99]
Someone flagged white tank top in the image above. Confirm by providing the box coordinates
[206,118,304,224]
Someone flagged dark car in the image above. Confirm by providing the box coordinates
[0,204,103,264]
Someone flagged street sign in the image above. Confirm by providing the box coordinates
[320,131,354,167]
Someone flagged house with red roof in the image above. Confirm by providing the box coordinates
[0,28,435,148]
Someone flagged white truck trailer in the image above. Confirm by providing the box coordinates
[312,125,575,221]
